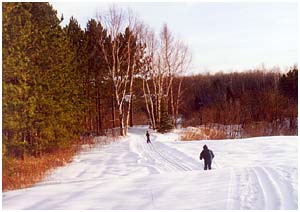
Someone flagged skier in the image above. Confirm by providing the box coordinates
[199,145,214,170]
[146,131,151,143]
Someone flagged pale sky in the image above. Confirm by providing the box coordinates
[50,1,298,74]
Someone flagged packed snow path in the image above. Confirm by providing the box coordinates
[2,126,298,210]
[128,127,201,173]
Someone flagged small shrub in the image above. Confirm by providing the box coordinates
[180,127,227,141]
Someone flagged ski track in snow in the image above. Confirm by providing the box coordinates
[128,128,201,174]
[2,126,298,210]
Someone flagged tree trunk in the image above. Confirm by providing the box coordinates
[170,83,175,126]
[119,104,125,136]
[145,79,156,129]
[87,88,92,132]
[157,74,164,127]
[125,71,134,135]
[111,93,116,129]
[95,88,99,135]
[125,93,132,135]
[143,79,154,128]
[130,95,133,127]
[174,78,183,128]
[97,86,102,134]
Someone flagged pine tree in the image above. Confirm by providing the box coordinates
[3,2,84,157]
[64,17,89,134]
[3,2,33,158]
[279,66,298,101]
[27,3,81,154]
[85,19,108,134]
[158,98,173,133]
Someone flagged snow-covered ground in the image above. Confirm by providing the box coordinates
[2,126,298,210]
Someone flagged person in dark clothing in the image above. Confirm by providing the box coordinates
[199,145,214,170]
[146,131,151,143]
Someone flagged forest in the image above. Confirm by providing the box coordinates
[2,3,298,190]
[180,68,298,138]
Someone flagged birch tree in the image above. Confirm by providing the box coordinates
[158,24,191,128]
[140,27,158,129]
[140,23,191,130]
[97,6,142,136]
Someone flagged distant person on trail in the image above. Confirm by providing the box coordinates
[199,145,214,170]
[146,131,151,143]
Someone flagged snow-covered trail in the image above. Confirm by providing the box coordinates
[2,126,298,210]
[128,127,202,173]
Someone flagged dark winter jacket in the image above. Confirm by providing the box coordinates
[146,131,151,143]
[200,145,214,162]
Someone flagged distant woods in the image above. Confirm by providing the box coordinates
[2,2,298,159]
[181,67,298,137]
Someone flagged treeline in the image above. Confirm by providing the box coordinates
[180,67,298,136]
[3,2,191,159]
[3,3,84,159]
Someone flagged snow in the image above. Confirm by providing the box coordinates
[2,126,298,210]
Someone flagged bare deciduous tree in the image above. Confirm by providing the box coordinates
[97,6,145,136]
[97,6,134,135]
[158,24,191,127]
[140,23,192,129]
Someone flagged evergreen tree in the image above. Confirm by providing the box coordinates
[3,2,84,157]
[3,2,33,158]
[64,17,89,133]
[279,66,298,101]
[27,3,81,154]
[158,98,173,133]
[85,19,108,134]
